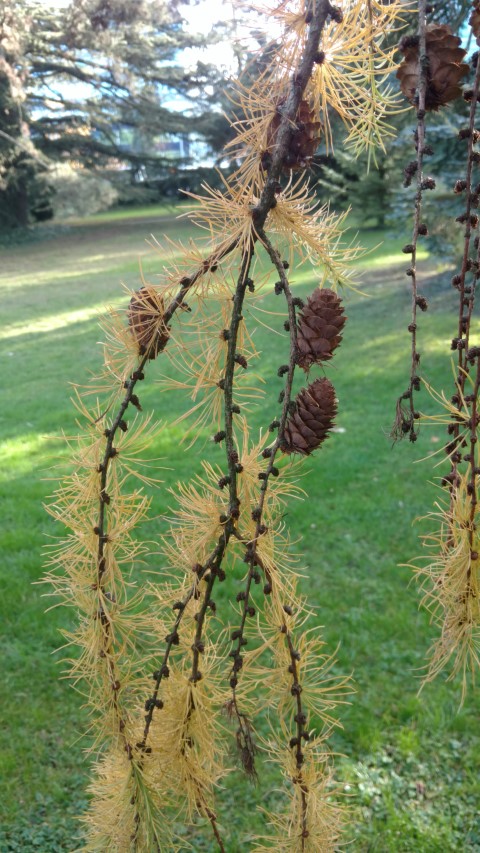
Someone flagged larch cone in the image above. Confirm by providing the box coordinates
[128,286,169,359]
[281,377,337,456]
[296,287,346,370]
[264,98,321,172]
[397,24,468,111]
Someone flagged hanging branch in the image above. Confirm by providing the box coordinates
[223,229,300,771]
[399,7,480,703]
[43,1,409,849]
[445,51,480,494]
[392,0,430,442]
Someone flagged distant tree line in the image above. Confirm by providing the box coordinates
[0,0,475,230]
[0,0,233,227]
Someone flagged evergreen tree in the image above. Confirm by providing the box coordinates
[0,0,230,226]
[0,2,51,227]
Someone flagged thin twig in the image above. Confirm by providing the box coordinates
[392,0,428,443]
[447,55,480,494]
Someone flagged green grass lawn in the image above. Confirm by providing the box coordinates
[68,200,185,224]
[1,204,479,851]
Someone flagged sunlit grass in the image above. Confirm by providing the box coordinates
[71,202,185,224]
[0,433,57,475]
[361,247,429,267]
[0,304,113,340]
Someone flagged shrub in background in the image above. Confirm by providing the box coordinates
[48,163,118,220]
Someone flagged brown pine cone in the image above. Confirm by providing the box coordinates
[470,1,480,47]
[128,286,169,359]
[264,99,321,172]
[281,378,337,456]
[296,288,346,370]
[397,24,468,111]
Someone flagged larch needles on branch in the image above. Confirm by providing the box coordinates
[393,0,480,704]
[42,1,407,850]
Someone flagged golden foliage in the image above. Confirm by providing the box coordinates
[82,747,173,852]
[145,666,228,822]
[158,292,264,442]
[252,734,344,852]
[243,618,351,730]
[267,180,366,288]
[412,475,480,702]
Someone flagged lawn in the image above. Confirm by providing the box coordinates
[0,203,479,852]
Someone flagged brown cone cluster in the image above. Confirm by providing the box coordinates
[264,99,321,172]
[281,377,337,456]
[128,286,169,359]
[397,24,468,111]
[296,287,346,370]
[470,1,480,47]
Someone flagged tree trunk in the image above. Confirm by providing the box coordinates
[12,172,30,227]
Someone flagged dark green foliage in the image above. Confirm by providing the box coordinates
[387,107,473,261]
[0,0,231,226]
[0,791,86,852]
[0,10,52,227]
[0,146,53,229]
[311,148,391,228]
[431,0,475,30]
